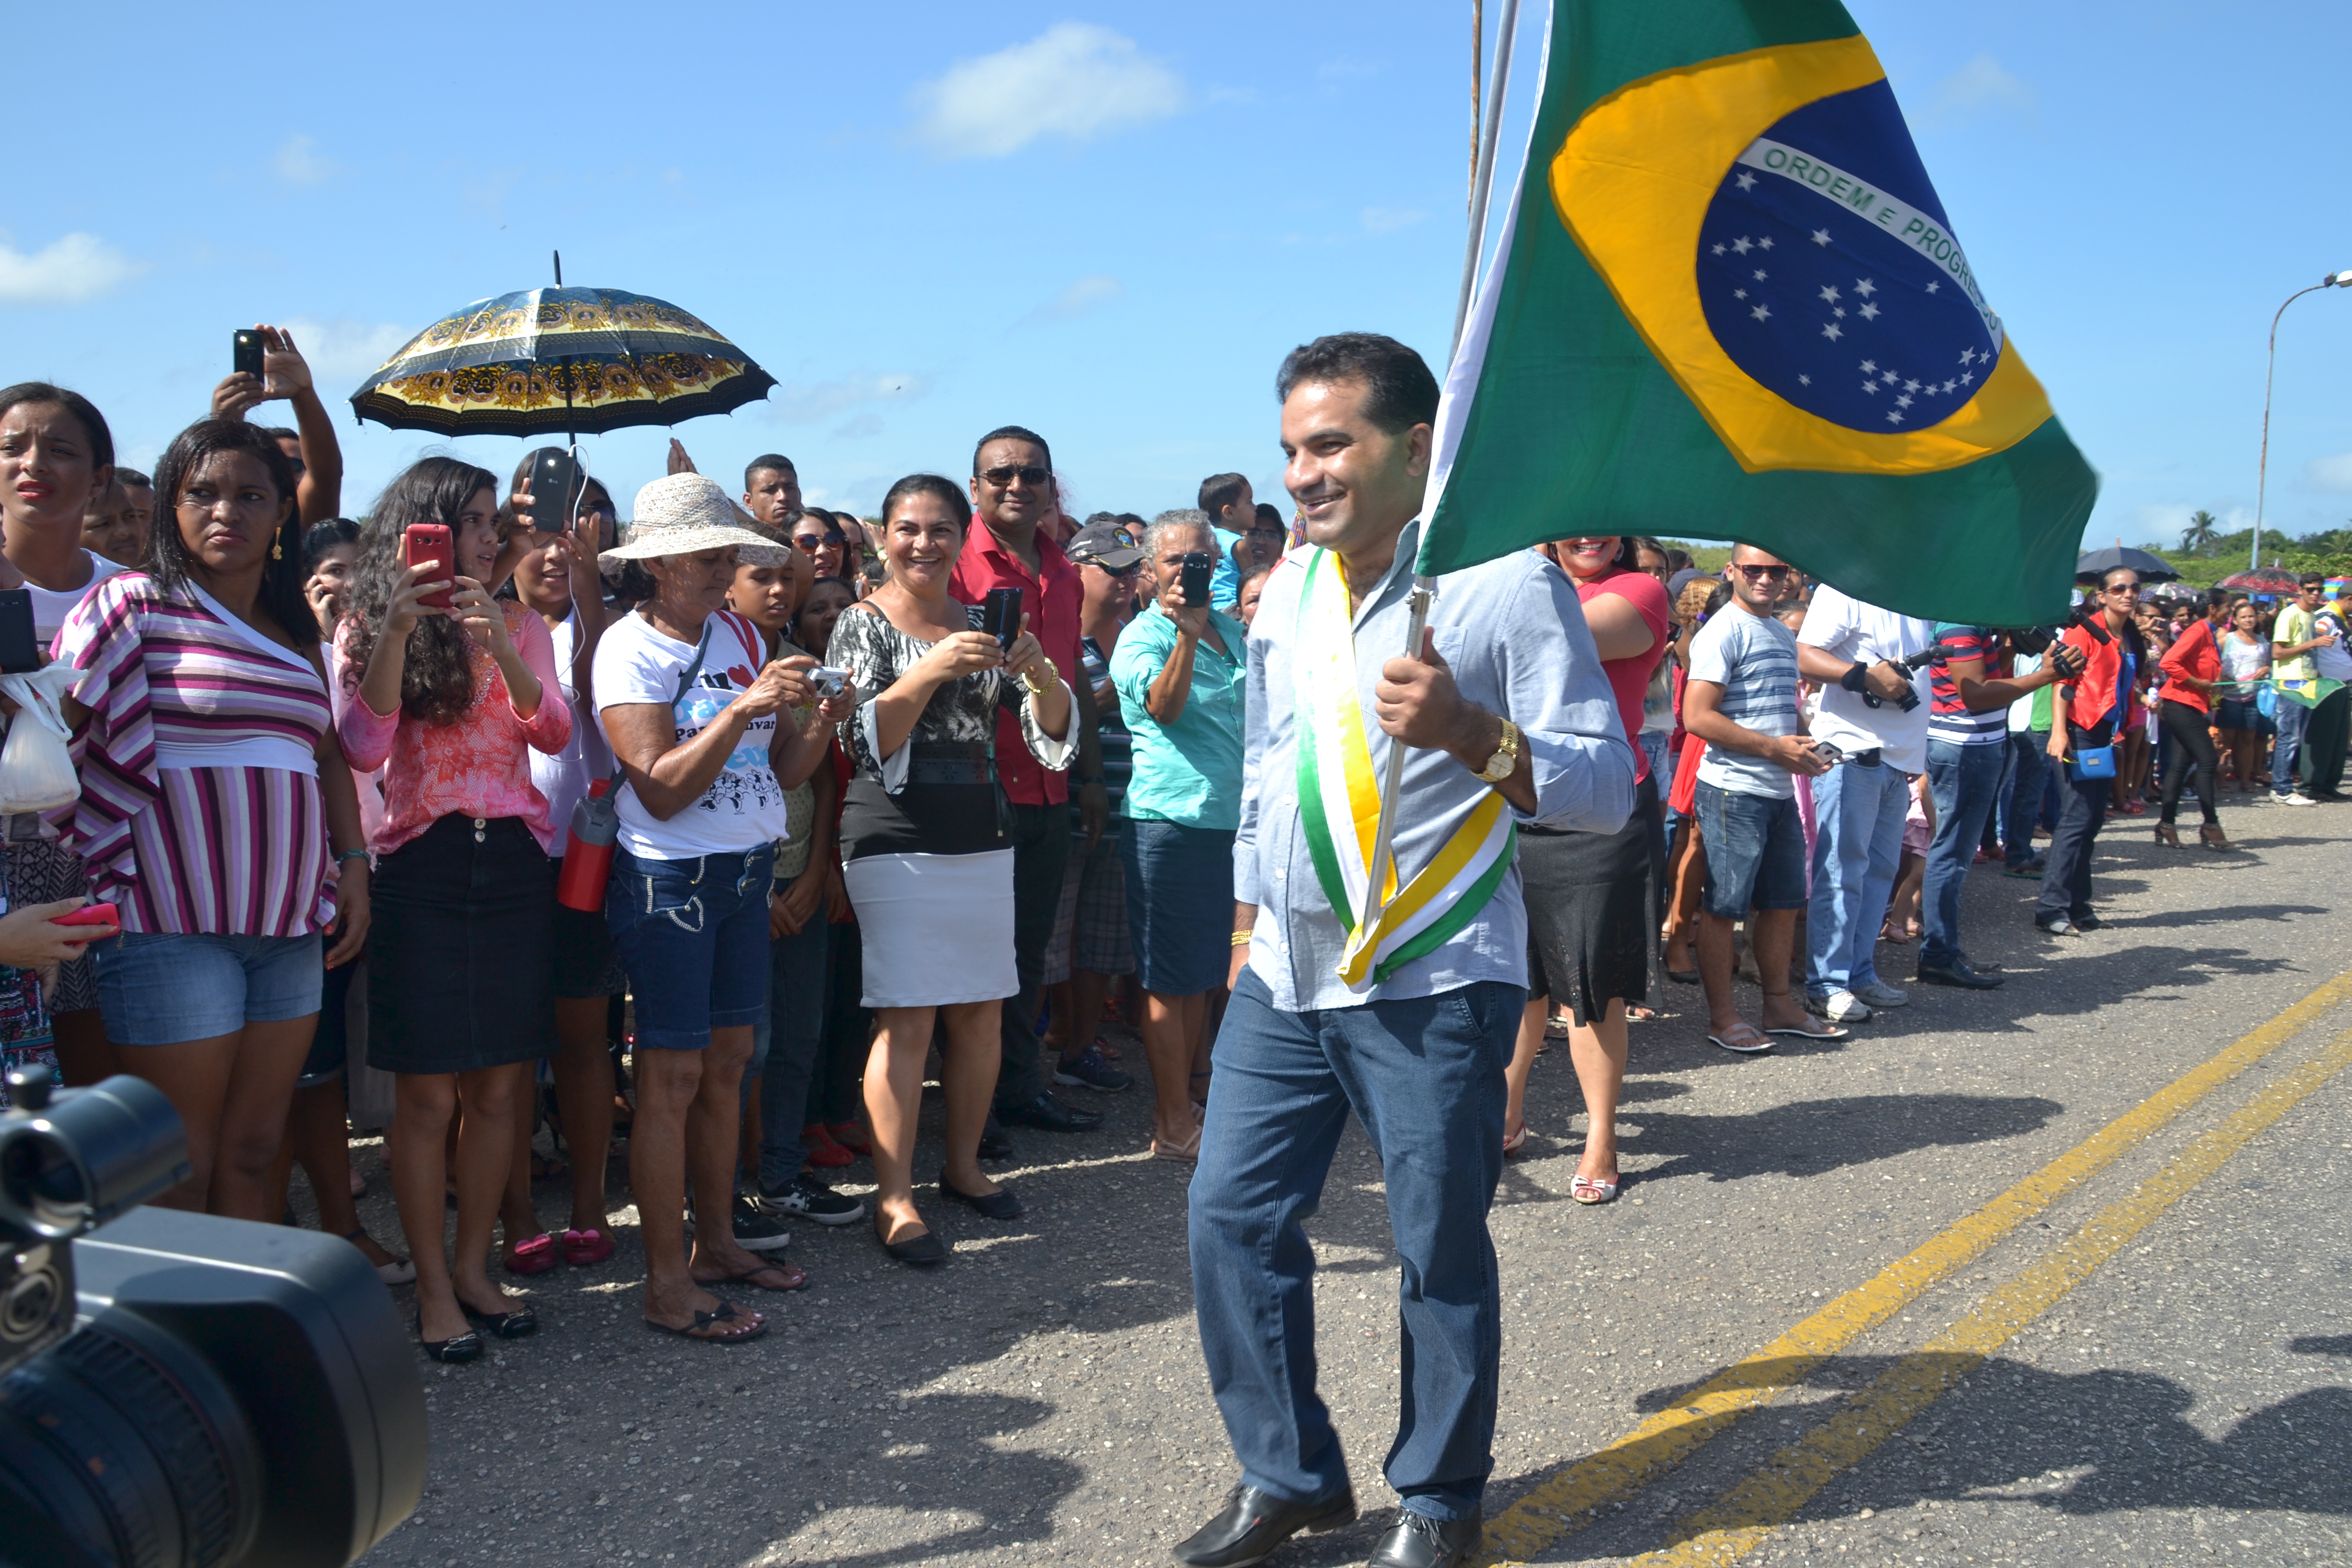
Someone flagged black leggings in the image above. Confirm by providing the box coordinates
[2158,699,2219,826]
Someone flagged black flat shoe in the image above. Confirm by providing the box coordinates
[876,1222,948,1267]
[1173,1483,1356,1567]
[937,1174,1023,1221]
[417,1318,483,1364]
[996,1092,1102,1133]
[1368,1510,1482,1568]
[461,1301,539,1339]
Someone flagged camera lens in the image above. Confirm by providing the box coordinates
[0,1078,189,1239]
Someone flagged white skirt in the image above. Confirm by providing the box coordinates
[842,849,1018,1009]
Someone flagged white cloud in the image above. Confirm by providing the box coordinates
[274,133,335,185]
[2135,502,2195,538]
[911,23,1184,159]
[832,412,884,440]
[769,372,930,426]
[1024,275,1122,323]
[1360,207,1427,235]
[2306,453,2352,493]
[1927,54,2033,126]
[0,230,142,304]
[281,317,414,379]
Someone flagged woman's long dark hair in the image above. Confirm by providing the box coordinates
[342,456,500,725]
[147,419,314,644]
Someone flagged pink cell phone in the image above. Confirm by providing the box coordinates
[53,903,118,937]
[404,523,456,610]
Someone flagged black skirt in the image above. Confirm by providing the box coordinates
[1521,773,1663,1025]
[366,814,555,1074]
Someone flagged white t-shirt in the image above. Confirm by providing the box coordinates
[1796,585,1933,774]
[1689,606,1801,800]
[592,609,788,860]
[531,604,618,851]
[30,550,126,645]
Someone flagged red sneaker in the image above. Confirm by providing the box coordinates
[803,1124,853,1169]
[827,1120,874,1157]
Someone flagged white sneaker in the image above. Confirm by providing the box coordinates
[1855,982,1910,1009]
[2280,792,2318,807]
[1809,988,1871,1023]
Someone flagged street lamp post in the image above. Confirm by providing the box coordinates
[2252,270,2352,571]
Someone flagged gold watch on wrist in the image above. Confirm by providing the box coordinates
[1475,718,1521,784]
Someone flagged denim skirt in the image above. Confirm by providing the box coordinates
[1119,818,1236,997]
[366,814,555,1074]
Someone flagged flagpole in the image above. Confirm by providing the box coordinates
[1356,0,1520,958]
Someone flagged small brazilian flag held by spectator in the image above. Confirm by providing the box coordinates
[1422,0,2097,626]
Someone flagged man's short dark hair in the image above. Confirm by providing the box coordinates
[1667,547,1693,571]
[1255,502,1284,529]
[114,466,152,488]
[972,425,1051,476]
[744,454,796,489]
[2300,572,2327,591]
[1273,332,1439,433]
[1198,472,1250,522]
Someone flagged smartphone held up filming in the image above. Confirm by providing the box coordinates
[232,328,265,383]
[528,448,583,533]
[981,587,1023,650]
[1179,552,1213,608]
[404,524,456,610]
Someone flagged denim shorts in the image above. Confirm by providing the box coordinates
[95,931,325,1048]
[605,845,775,1050]
[1694,781,1808,918]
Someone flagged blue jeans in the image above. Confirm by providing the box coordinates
[2272,692,2310,798]
[1804,760,1908,999]
[1189,969,1524,1522]
[1920,740,2007,968]
[95,932,324,1047]
[746,914,831,1189]
[605,845,774,1050]
[1693,781,1808,916]
[1998,732,2049,866]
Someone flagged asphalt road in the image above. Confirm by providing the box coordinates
[345,791,2350,1568]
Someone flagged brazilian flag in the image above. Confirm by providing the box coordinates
[1420,0,2097,626]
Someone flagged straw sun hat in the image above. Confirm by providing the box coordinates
[600,473,790,567]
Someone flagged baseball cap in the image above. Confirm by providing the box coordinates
[1067,522,1146,571]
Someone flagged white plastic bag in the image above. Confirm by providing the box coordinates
[0,664,85,814]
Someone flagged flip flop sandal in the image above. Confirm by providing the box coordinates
[1503,1122,1531,1157]
[560,1226,617,1267]
[1766,1021,1851,1041]
[645,1300,767,1343]
[1707,1027,1774,1056]
[503,1232,559,1275]
[1570,1172,1620,1205]
[695,1259,806,1292]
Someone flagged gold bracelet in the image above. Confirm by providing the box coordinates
[1230,929,1254,947]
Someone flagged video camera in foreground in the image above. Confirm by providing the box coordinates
[1847,607,2105,714]
[0,1069,425,1568]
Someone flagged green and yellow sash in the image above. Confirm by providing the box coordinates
[1290,549,1516,988]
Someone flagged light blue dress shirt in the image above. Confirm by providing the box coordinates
[1236,524,1637,1011]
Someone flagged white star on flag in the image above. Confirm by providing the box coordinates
[1823,322,1843,340]
[1751,304,1771,322]
[1819,285,1841,304]
[1732,237,1752,255]
[1854,278,1876,297]
[1811,229,1831,246]
[1736,171,1756,190]
[1886,410,1904,424]
[1859,302,1880,321]
[1753,268,1768,281]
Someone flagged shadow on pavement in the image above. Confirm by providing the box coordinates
[1613,1093,2064,1184]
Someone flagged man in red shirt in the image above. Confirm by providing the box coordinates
[951,425,1111,1140]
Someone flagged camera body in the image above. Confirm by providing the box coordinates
[1,1073,426,1568]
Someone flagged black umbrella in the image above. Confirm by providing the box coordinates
[2074,545,2178,584]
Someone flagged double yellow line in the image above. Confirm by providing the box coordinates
[1482,966,2352,1567]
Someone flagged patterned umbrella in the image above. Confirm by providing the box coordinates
[2218,567,2304,594]
[348,285,775,438]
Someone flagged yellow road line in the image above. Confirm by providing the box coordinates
[1480,964,2352,1565]
[1628,1023,2352,1567]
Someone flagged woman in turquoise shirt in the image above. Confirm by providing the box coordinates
[1110,509,1248,1163]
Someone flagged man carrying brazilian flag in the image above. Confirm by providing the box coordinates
[1174,6,2094,1568]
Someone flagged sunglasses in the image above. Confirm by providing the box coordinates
[978,464,1052,488]
[1734,564,1791,580]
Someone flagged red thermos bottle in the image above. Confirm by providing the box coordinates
[556,779,619,912]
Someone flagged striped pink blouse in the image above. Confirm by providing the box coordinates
[57,576,338,937]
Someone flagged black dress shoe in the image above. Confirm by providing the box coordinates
[996,1092,1103,1133]
[1915,959,2003,989]
[976,1125,1016,1161]
[1367,1510,1482,1568]
[937,1174,1024,1220]
[461,1301,538,1339]
[1173,1484,1356,1567]
[876,1222,948,1267]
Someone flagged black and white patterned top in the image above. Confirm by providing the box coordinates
[829,604,1072,861]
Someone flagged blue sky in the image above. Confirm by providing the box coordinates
[12,2,2350,555]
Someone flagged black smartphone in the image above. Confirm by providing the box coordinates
[0,589,39,674]
[981,587,1023,650]
[1180,551,1213,608]
[528,448,582,533]
[232,329,265,383]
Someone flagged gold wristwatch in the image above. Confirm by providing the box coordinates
[1476,718,1521,783]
